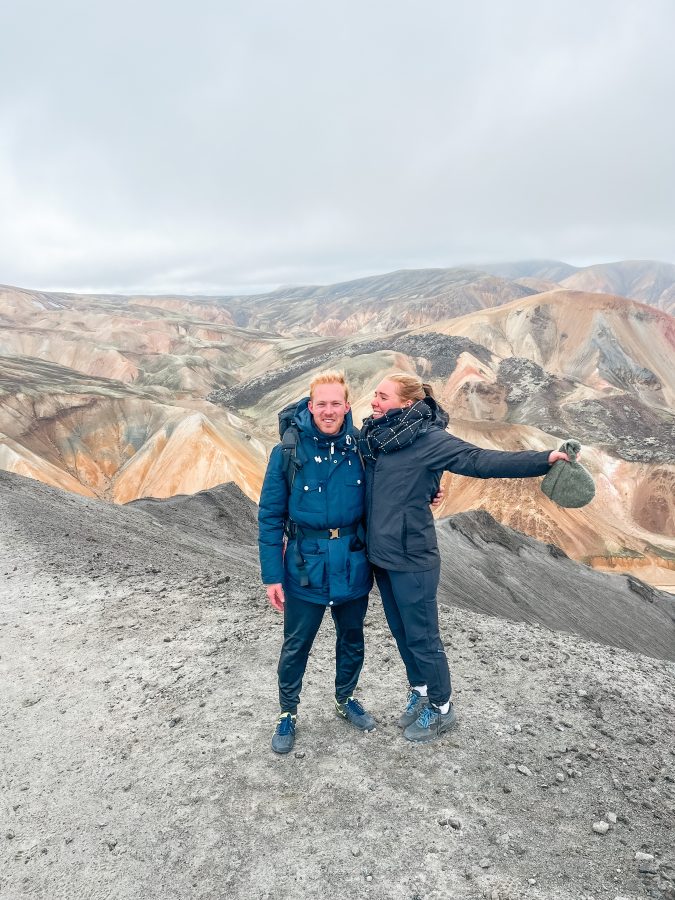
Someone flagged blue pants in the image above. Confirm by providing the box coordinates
[374,564,452,707]
[278,593,369,714]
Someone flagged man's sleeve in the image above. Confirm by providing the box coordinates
[425,430,552,479]
[258,445,289,585]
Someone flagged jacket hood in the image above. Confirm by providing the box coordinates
[422,396,450,429]
[293,397,355,446]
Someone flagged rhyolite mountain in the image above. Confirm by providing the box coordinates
[1,260,674,590]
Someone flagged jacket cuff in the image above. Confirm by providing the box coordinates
[261,564,285,584]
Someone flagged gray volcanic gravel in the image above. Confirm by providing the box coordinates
[1,471,675,900]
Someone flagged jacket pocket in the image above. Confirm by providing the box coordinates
[303,552,326,590]
[295,479,324,508]
[343,476,365,522]
[402,509,436,555]
[346,546,370,588]
[286,543,326,590]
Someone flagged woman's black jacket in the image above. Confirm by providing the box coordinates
[362,423,551,573]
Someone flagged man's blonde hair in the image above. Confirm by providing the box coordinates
[386,372,435,404]
[309,369,350,401]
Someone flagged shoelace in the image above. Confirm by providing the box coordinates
[405,690,422,714]
[276,714,295,735]
[346,697,365,715]
[416,705,439,730]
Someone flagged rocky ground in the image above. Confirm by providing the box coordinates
[1,471,674,900]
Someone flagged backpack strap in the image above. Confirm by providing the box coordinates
[280,424,308,493]
[279,426,310,585]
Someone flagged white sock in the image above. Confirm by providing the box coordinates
[437,701,450,714]
[412,685,427,697]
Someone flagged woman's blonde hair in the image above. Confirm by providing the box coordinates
[386,372,435,405]
[309,369,350,401]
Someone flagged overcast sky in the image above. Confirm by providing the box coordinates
[1,0,674,294]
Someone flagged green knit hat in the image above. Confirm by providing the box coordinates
[541,440,595,509]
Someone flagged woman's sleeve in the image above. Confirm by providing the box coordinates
[425,430,552,479]
[257,445,289,584]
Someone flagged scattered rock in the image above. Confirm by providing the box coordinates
[592,821,610,834]
[638,861,660,875]
[516,765,533,777]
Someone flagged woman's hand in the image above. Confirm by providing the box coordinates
[548,448,581,465]
[266,583,285,612]
[431,485,445,508]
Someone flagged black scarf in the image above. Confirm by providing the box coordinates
[359,400,435,459]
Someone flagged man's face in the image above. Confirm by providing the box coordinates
[308,383,350,435]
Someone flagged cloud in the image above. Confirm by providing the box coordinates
[1,0,674,293]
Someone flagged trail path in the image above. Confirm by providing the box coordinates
[1,473,674,899]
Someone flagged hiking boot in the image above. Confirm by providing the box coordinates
[397,688,430,729]
[403,703,456,743]
[335,696,376,732]
[271,712,296,754]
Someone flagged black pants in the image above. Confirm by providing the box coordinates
[278,593,369,714]
[374,564,451,707]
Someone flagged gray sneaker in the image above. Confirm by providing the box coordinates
[335,696,376,732]
[398,689,430,729]
[403,703,456,743]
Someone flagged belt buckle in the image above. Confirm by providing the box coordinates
[329,527,340,540]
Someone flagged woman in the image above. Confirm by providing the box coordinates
[359,372,574,743]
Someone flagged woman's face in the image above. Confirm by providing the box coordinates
[372,378,409,417]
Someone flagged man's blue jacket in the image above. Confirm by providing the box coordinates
[258,400,373,606]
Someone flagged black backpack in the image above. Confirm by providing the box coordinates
[278,398,309,492]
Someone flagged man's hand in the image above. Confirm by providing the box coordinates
[430,485,445,508]
[266,583,285,612]
[548,448,582,465]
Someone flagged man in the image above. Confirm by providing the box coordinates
[258,371,375,754]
